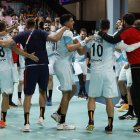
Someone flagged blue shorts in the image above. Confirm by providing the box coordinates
[24,65,49,95]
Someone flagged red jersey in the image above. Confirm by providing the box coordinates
[12,43,20,63]
[120,27,140,64]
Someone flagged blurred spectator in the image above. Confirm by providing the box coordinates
[55,17,61,30]
[0,6,4,17]
[11,15,18,25]
[17,20,25,32]
[6,6,14,16]
[73,30,79,37]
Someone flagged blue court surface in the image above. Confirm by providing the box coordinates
[0,75,139,140]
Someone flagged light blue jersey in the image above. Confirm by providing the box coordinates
[0,35,13,72]
[55,30,74,62]
[46,31,56,58]
[86,34,114,70]
[73,35,86,62]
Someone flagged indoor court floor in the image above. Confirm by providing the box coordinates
[0,75,139,140]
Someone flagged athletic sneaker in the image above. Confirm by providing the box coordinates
[119,113,135,120]
[21,124,31,132]
[105,125,113,134]
[78,90,84,98]
[9,102,18,107]
[0,120,6,128]
[38,117,44,126]
[133,122,140,129]
[133,128,140,133]
[86,124,94,131]
[51,112,61,123]
[47,98,52,106]
[57,123,76,130]
[117,104,128,112]
[17,98,22,106]
[115,99,124,108]
[84,93,88,99]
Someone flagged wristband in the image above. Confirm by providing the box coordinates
[80,40,86,47]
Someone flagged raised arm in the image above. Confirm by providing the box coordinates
[47,26,68,42]
[67,36,93,52]
[98,30,121,44]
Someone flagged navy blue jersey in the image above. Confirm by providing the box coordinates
[13,29,49,66]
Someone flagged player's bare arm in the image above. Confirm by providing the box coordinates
[67,36,93,52]
[47,26,69,42]
[0,39,39,62]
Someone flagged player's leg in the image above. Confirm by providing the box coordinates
[22,66,37,132]
[39,89,46,125]
[0,70,14,128]
[104,70,118,134]
[105,98,114,133]
[73,62,83,97]
[130,65,140,133]
[38,65,49,125]
[81,62,88,98]
[83,74,88,99]
[86,97,95,131]
[47,75,53,106]
[117,66,128,111]
[86,72,103,131]
[17,80,23,106]
[23,94,32,127]
[115,62,124,108]
[9,63,18,107]
[17,68,24,106]
[52,60,76,130]
[0,93,9,128]
[119,68,135,120]
[105,98,114,134]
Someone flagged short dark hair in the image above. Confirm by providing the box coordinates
[26,18,36,29]
[134,19,140,29]
[123,13,135,25]
[60,14,73,25]
[118,18,122,21]
[100,19,110,30]
[45,19,51,24]
[80,28,87,33]
[0,21,6,32]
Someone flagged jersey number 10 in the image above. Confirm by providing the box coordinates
[92,43,103,57]
[0,47,5,57]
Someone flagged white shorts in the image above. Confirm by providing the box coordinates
[115,62,124,77]
[0,69,14,94]
[12,63,18,83]
[48,57,56,75]
[118,66,132,87]
[88,69,118,98]
[73,61,87,75]
[18,68,24,81]
[54,59,75,91]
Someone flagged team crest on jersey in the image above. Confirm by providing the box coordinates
[94,36,103,44]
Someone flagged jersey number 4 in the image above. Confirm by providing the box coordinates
[0,47,5,57]
[92,43,103,57]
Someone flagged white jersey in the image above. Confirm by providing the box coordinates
[73,35,86,62]
[86,34,114,71]
[17,25,25,32]
[0,35,13,72]
[55,30,74,62]
[46,31,56,58]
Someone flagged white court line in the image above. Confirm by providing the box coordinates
[59,136,67,139]
[47,133,55,137]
